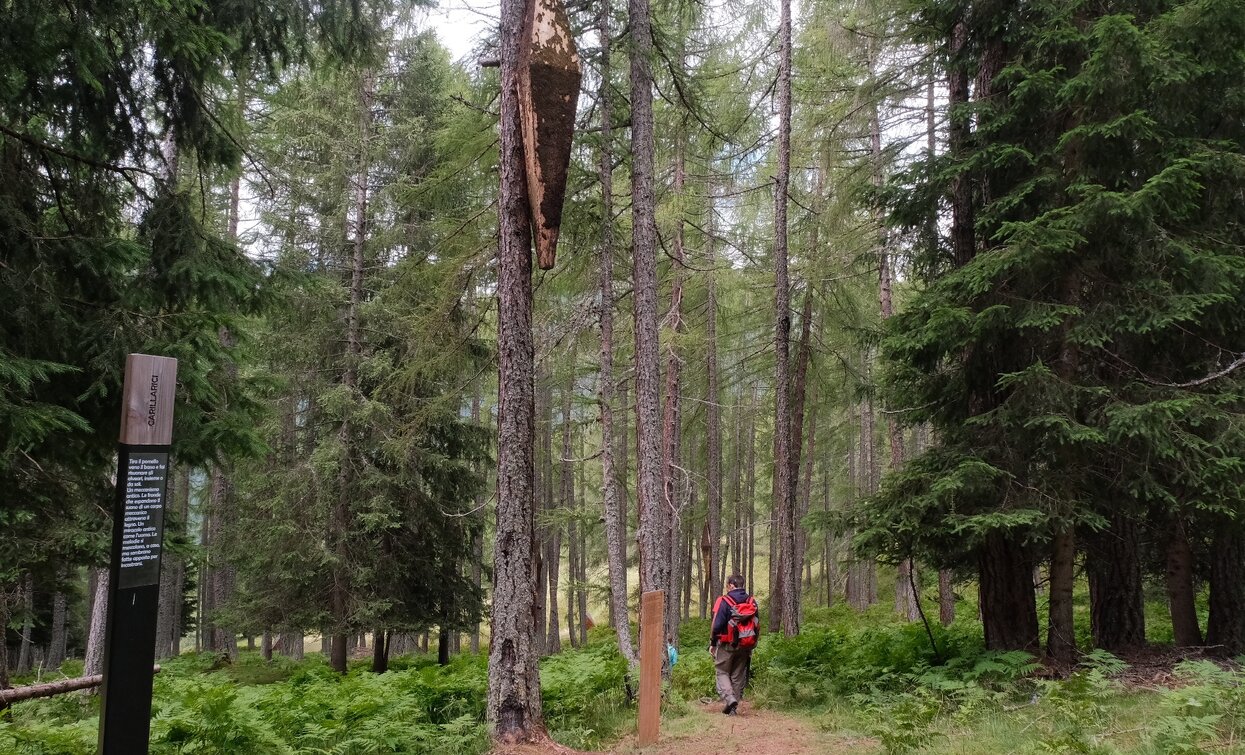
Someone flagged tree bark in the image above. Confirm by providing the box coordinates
[83,567,109,677]
[533,370,548,657]
[979,531,1039,652]
[16,573,34,674]
[630,0,668,634]
[1206,525,1245,656]
[371,630,388,673]
[487,0,544,738]
[560,376,576,651]
[661,135,687,639]
[1165,517,1203,647]
[545,380,565,655]
[1047,528,1077,663]
[329,67,374,675]
[705,195,723,618]
[471,388,485,654]
[745,385,758,593]
[155,470,181,659]
[47,588,67,669]
[1086,513,1146,651]
[595,7,635,659]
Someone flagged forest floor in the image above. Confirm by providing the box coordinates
[609,701,878,754]
[492,701,878,755]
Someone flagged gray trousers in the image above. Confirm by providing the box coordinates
[714,644,751,704]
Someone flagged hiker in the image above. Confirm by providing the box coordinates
[709,574,759,715]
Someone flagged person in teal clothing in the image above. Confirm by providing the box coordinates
[666,636,678,670]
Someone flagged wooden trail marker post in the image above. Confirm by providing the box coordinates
[98,354,177,755]
[638,590,665,747]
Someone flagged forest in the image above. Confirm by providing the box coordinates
[3,0,1245,752]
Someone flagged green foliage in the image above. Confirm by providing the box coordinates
[1035,651,1126,754]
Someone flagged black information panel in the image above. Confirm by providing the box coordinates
[118,452,168,589]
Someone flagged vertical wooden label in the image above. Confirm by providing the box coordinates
[119,354,177,446]
[638,590,665,747]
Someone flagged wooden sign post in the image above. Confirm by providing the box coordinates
[637,590,665,747]
[98,354,177,755]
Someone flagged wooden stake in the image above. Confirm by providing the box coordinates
[638,590,664,747]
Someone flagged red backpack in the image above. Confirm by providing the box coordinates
[715,594,759,649]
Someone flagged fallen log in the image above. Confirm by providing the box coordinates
[0,666,161,707]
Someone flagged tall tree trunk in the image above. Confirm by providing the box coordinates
[577,430,590,647]
[938,570,955,626]
[661,135,686,639]
[545,380,565,655]
[595,2,636,662]
[705,186,723,613]
[47,587,67,669]
[16,573,33,673]
[83,567,109,677]
[1165,517,1202,647]
[1086,513,1146,651]
[771,0,798,639]
[979,532,1039,652]
[0,585,12,692]
[533,370,548,657]
[1047,528,1077,663]
[155,470,181,657]
[1206,525,1245,656]
[745,385,758,592]
[795,407,817,625]
[487,0,544,737]
[630,0,668,637]
[786,289,815,617]
[560,377,576,651]
[371,630,388,673]
[330,67,374,675]
[471,388,485,654]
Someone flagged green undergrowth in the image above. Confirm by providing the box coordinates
[0,633,631,754]
[8,607,1245,754]
[681,605,1245,754]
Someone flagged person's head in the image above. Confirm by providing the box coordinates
[727,574,745,590]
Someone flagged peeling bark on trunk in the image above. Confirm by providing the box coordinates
[487,0,544,738]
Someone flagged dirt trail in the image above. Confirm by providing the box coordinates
[608,701,875,755]
[493,701,876,755]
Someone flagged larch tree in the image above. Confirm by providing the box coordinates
[488,0,543,739]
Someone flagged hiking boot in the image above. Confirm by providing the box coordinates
[723,699,738,715]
